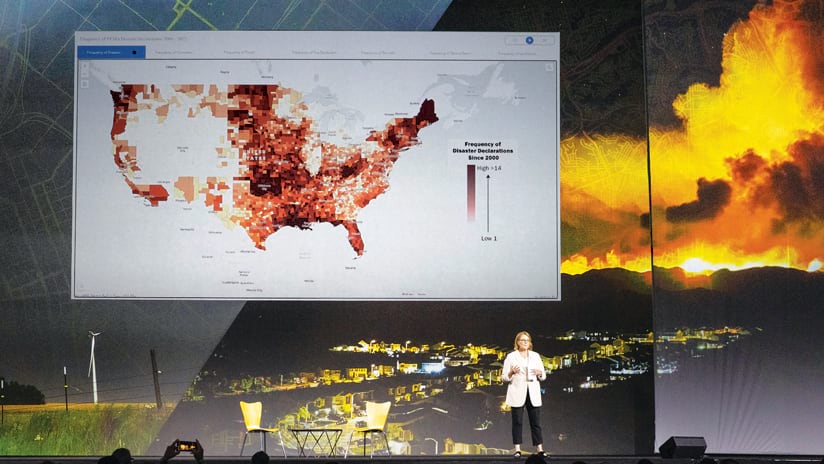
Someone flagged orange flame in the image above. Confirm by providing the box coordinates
[649,1,824,275]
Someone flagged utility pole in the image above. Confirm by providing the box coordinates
[150,349,162,409]
[64,367,68,412]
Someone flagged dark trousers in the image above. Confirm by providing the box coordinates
[511,390,543,445]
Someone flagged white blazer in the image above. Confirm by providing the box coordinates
[502,350,546,407]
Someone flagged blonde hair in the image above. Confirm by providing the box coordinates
[513,331,533,351]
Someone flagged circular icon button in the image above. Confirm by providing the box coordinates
[525,36,534,45]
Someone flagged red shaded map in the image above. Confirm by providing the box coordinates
[110,83,438,255]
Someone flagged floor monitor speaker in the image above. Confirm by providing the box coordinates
[659,436,707,458]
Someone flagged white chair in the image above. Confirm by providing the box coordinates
[344,401,391,458]
[239,401,286,457]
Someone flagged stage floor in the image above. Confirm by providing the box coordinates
[2,456,822,464]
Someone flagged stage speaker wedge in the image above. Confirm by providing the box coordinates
[659,436,707,458]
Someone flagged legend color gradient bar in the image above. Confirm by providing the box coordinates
[467,164,476,221]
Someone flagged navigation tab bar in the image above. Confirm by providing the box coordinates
[75,32,559,61]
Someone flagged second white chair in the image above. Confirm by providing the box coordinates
[344,400,392,458]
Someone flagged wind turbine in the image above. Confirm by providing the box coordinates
[88,331,101,404]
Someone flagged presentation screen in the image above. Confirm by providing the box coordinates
[72,31,561,300]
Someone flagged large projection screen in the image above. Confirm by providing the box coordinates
[72,31,561,300]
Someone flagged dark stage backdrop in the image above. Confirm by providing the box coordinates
[0,0,822,458]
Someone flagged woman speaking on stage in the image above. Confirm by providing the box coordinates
[502,331,547,458]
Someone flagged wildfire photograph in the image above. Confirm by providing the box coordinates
[643,0,824,453]
[649,0,824,275]
[563,1,824,277]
